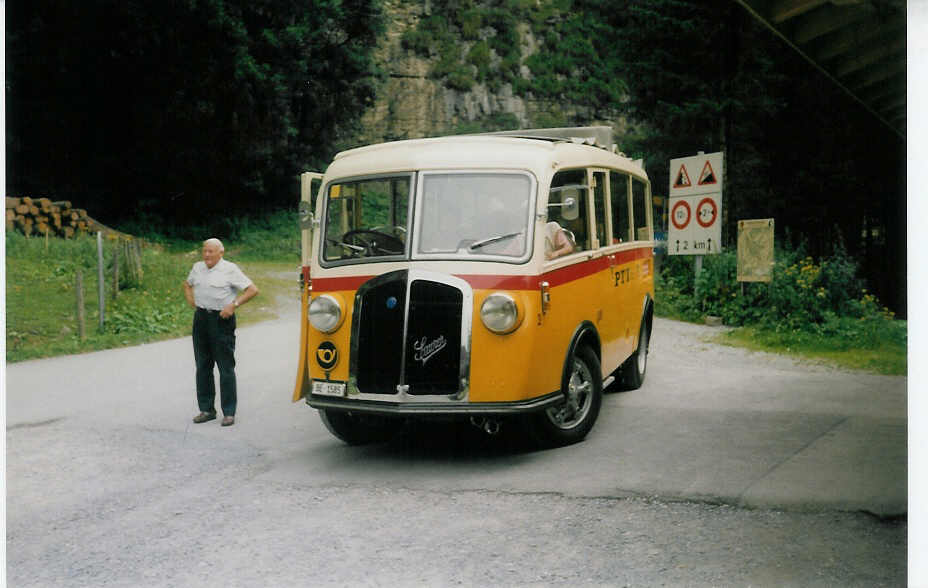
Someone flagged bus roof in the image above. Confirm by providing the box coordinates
[326,130,647,181]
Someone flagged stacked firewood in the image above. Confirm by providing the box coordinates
[6,196,109,238]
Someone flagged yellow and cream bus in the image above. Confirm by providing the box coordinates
[293,127,654,447]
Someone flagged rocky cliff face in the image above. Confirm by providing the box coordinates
[353,0,445,145]
[354,0,594,146]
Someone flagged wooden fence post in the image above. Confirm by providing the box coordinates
[113,239,120,300]
[76,269,86,341]
[97,231,105,331]
[134,239,143,280]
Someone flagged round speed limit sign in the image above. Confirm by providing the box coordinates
[696,197,718,228]
[671,199,691,230]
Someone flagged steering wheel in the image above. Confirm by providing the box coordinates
[371,225,407,236]
[341,229,405,256]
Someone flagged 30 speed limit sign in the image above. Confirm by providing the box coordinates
[668,152,723,255]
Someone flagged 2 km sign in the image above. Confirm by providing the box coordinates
[668,152,723,255]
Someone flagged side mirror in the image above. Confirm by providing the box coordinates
[548,184,585,221]
[548,195,579,221]
[298,200,314,229]
[549,196,576,209]
[561,196,579,220]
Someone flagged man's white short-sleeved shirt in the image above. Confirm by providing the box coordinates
[186,258,253,311]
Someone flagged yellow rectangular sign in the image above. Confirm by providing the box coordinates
[737,218,774,282]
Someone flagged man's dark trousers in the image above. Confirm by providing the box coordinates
[193,308,237,417]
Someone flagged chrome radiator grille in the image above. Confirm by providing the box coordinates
[350,270,471,399]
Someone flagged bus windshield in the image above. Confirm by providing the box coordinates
[416,172,533,259]
[322,175,412,262]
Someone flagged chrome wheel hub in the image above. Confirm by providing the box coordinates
[546,357,593,430]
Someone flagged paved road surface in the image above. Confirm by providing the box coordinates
[6,298,907,586]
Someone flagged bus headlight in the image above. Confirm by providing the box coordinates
[480,293,522,334]
[309,294,343,333]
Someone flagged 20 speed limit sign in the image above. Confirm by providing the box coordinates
[671,200,691,230]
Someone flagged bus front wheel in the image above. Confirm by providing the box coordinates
[526,345,603,447]
[318,409,398,445]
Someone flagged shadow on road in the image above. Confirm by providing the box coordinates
[362,418,544,460]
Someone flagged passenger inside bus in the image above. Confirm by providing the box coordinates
[549,170,590,253]
[545,221,574,259]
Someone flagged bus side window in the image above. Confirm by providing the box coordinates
[610,171,631,243]
[550,169,589,252]
[632,177,650,241]
[591,171,607,249]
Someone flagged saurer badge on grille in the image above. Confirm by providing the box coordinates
[413,335,446,366]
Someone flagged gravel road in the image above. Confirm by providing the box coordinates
[7,419,906,587]
[6,304,908,587]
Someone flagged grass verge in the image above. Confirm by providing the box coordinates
[6,230,301,363]
[654,254,907,377]
[712,325,907,376]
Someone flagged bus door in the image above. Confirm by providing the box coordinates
[589,169,622,374]
[601,170,637,372]
[299,171,324,272]
[295,171,323,402]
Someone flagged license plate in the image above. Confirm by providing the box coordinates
[312,381,346,397]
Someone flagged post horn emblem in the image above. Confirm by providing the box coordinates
[316,341,338,370]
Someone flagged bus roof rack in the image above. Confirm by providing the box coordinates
[479,126,615,152]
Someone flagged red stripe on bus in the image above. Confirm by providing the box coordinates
[310,246,652,292]
[311,275,375,291]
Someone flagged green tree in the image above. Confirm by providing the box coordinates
[7,0,384,232]
[613,0,903,313]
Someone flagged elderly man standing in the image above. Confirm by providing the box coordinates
[182,238,259,426]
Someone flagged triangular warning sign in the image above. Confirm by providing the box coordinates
[698,161,717,185]
[673,165,691,189]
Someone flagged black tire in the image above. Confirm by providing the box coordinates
[620,314,651,390]
[526,345,603,448]
[318,409,398,445]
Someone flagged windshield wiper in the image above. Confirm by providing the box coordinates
[468,231,523,251]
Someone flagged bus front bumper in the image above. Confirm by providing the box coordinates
[306,391,564,417]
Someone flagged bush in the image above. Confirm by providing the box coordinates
[654,242,902,348]
[654,255,701,321]
[819,240,862,316]
[765,254,825,330]
[467,41,492,81]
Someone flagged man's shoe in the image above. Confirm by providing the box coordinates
[221,416,235,427]
[193,412,216,423]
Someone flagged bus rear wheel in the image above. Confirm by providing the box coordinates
[620,316,650,390]
[318,409,398,445]
[526,345,602,447]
